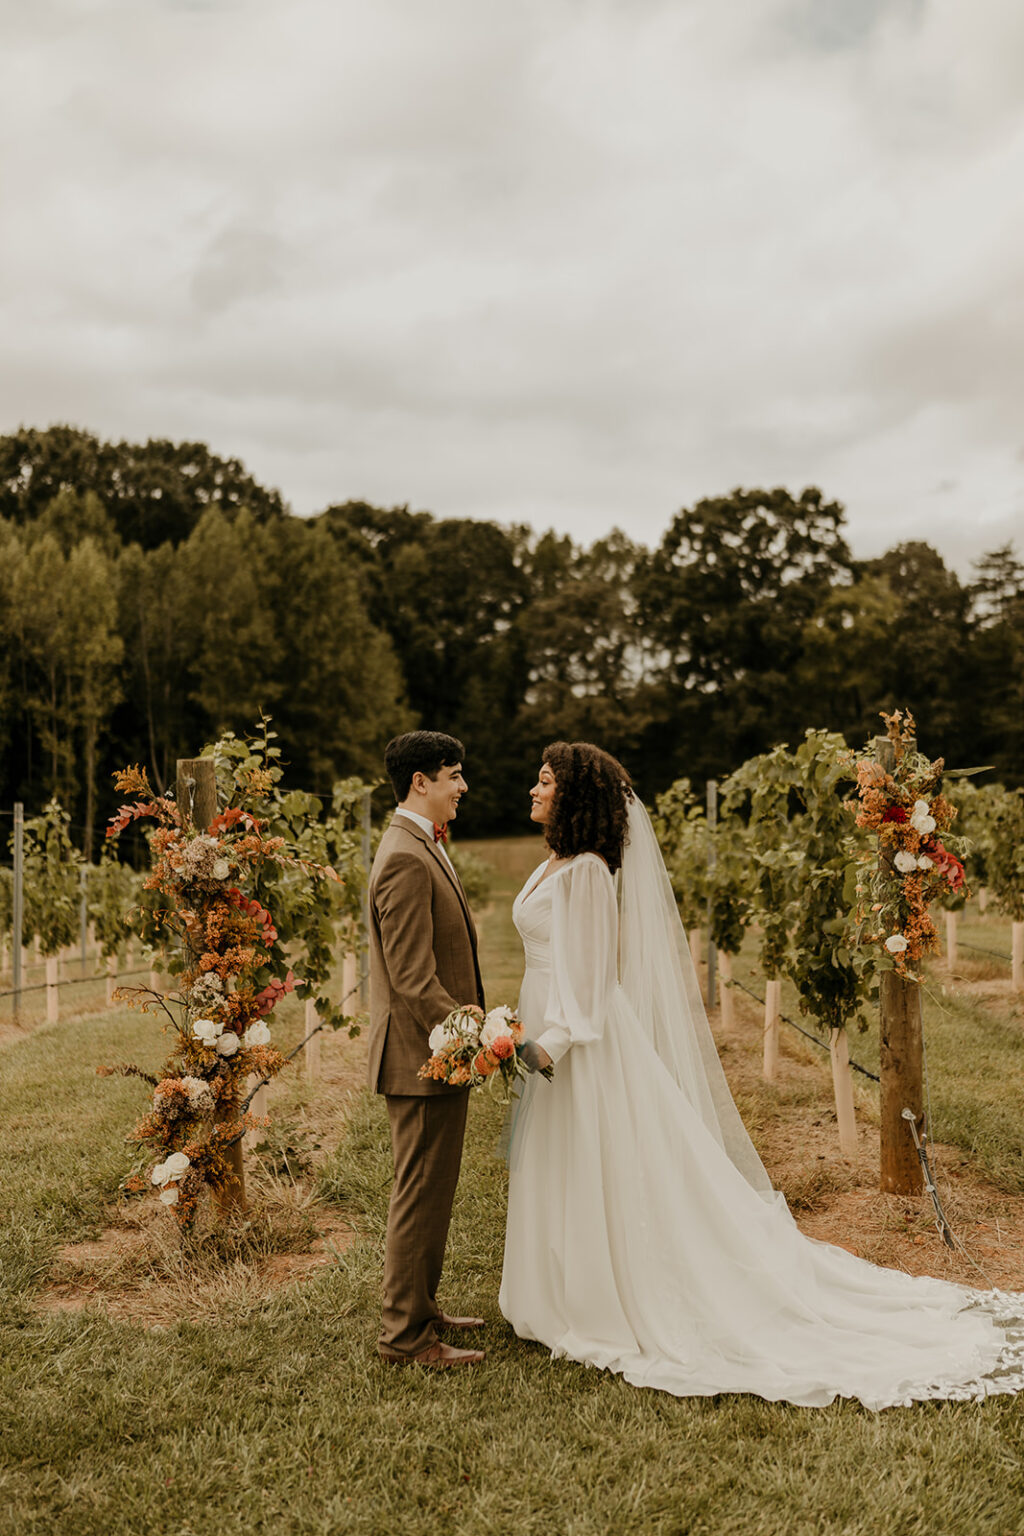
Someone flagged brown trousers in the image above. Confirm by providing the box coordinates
[379,1091,470,1357]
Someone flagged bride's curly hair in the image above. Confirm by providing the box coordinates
[542,741,634,873]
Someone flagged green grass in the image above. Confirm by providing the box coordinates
[3,843,1024,1535]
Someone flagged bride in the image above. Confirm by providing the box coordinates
[498,740,1024,1409]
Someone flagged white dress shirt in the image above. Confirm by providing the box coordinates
[395,807,457,874]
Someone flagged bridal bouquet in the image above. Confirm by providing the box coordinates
[419,1003,546,1094]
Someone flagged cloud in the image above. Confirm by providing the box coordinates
[0,0,1021,570]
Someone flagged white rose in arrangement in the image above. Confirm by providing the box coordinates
[918,855,933,871]
[180,1075,211,1107]
[910,799,936,834]
[894,851,918,874]
[212,858,230,881]
[885,934,909,954]
[158,1185,180,1205]
[429,1023,451,1053]
[216,1030,241,1057]
[242,1021,272,1048]
[151,1151,190,1187]
[192,1018,223,1047]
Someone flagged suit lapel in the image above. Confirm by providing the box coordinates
[391,816,477,944]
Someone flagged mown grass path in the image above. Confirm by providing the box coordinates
[2,838,1024,1535]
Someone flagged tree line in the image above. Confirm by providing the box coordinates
[0,426,1021,851]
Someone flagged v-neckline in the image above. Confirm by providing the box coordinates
[521,857,571,904]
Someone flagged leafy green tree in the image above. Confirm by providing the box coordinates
[33,488,120,558]
[0,426,286,547]
[514,528,649,771]
[65,539,124,858]
[639,487,853,783]
[262,518,411,785]
[319,503,533,827]
[115,540,198,792]
[966,544,1024,784]
[862,543,970,760]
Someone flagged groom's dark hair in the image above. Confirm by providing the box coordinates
[385,731,465,802]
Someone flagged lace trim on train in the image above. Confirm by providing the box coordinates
[895,1291,1024,1407]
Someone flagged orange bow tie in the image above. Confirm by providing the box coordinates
[433,822,448,845]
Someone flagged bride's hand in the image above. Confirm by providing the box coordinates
[519,1039,553,1073]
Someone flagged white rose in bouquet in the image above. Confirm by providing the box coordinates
[158,1185,180,1205]
[212,858,230,880]
[885,934,909,954]
[481,1006,516,1050]
[193,1018,223,1047]
[242,1020,272,1048]
[894,851,918,874]
[216,1030,241,1057]
[428,1023,451,1054]
[917,855,933,871]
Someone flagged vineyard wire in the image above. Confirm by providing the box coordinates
[0,965,152,1001]
[958,940,1012,962]
[727,976,881,1083]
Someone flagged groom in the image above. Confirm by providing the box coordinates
[368,730,487,1369]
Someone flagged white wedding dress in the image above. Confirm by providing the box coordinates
[498,801,1024,1410]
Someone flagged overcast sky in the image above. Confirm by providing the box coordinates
[2,0,1022,571]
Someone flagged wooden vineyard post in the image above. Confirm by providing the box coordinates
[45,956,59,1023]
[878,972,924,1192]
[873,733,924,1194]
[105,954,117,1006]
[719,951,734,1030]
[1013,922,1024,993]
[176,757,246,1216]
[763,978,780,1080]
[829,1028,858,1157]
[249,1077,268,1119]
[688,925,703,977]
[945,910,958,971]
[342,949,357,1012]
[978,887,989,915]
[304,995,321,1082]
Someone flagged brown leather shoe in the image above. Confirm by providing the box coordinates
[438,1310,485,1330]
[380,1341,485,1369]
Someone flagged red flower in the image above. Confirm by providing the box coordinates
[209,806,262,835]
[252,969,296,1018]
[926,841,965,893]
[881,805,908,824]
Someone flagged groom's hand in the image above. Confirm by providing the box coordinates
[518,1039,553,1074]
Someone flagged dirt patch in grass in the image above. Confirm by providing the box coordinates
[716,974,1024,1292]
[41,1205,356,1327]
[36,1026,368,1328]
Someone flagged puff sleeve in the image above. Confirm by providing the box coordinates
[533,853,619,1065]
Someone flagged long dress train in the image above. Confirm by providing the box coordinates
[498,837,1024,1410]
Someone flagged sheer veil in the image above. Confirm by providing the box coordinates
[618,795,776,1199]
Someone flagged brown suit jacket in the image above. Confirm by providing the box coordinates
[367,814,485,1096]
